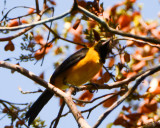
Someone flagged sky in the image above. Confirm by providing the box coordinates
[0,0,160,128]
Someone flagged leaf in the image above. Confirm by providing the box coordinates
[34,35,44,45]
[73,19,81,30]
[124,52,130,63]
[5,40,15,51]
[48,0,56,5]
[132,60,146,72]
[117,15,131,29]
[138,98,157,113]
[122,106,131,113]
[77,90,93,107]
[96,71,110,84]
[148,78,160,94]
[125,113,142,122]
[28,8,35,14]
[114,113,131,127]
[8,20,19,27]
[103,94,118,108]
[34,43,53,60]
[108,58,115,68]
[16,120,25,127]
[93,29,100,41]
[39,72,44,79]
[21,19,28,24]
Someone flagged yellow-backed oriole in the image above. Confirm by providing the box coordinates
[26,39,111,125]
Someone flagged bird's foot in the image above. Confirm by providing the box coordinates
[85,83,99,93]
[65,83,80,95]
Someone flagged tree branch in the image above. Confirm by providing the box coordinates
[0,101,29,127]
[0,6,49,41]
[0,61,91,128]
[0,8,71,31]
[93,64,160,128]
[77,5,160,45]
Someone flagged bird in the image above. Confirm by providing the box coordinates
[25,39,112,125]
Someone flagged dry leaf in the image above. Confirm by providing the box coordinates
[117,15,131,29]
[132,60,146,72]
[73,19,81,30]
[108,58,115,68]
[103,94,118,107]
[28,8,34,14]
[77,90,93,106]
[138,98,157,113]
[148,78,160,94]
[5,40,15,51]
[8,20,19,27]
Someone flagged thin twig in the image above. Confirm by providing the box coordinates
[0,7,49,41]
[18,87,43,94]
[1,6,35,21]
[0,99,28,106]
[116,37,160,49]
[80,66,155,91]
[93,64,160,128]
[81,89,125,119]
[73,93,115,104]
[43,24,86,47]
[0,9,71,31]
[35,0,40,14]
[0,61,91,128]
[0,102,29,127]
[52,101,65,128]
[77,4,160,45]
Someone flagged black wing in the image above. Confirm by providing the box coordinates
[50,48,89,84]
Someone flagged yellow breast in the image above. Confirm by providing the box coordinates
[54,47,102,89]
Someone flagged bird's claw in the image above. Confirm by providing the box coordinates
[85,83,99,93]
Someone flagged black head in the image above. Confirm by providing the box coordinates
[94,39,112,63]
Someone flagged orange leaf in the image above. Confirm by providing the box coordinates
[148,78,160,94]
[4,126,13,128]
[132,60,146,72]
[34,35,44,45]
[138,98,157,113]
[39,72,44,79]
[125,113,142,122]
[114,113,131,127]
[69,24,83,36]
[96,71,110,84]
[34,44,53,60]
[8,20,19,27]
[126,71,137,78]
[4,40,15,51]
[124,52,130,63]
[77,90,93,106]
[108,58,115,68]
[48,0,56,5]
[28,8,34,14]
[117,15,131,29]
[16,120,24,127]
[73,19,81,30]
[151,47,159,55]
[122,106,131,113]
[103,94,118,108]
[21,19,28,24]
[93,29,100,41]
[78,0,87,8]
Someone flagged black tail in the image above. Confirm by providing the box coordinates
[25,89,54,126]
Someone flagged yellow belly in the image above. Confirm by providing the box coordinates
[54,47,102,89]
